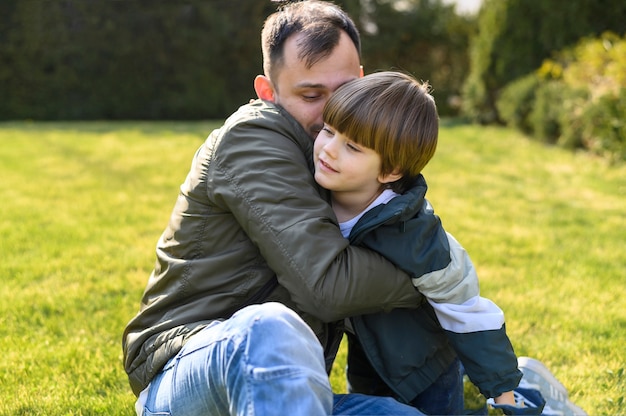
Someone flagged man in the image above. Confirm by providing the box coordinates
[123,1,425,415]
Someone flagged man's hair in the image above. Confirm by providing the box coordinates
[323,71,439,194]
[261,1,361,85]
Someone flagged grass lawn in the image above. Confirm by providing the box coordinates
[1,120,624,415]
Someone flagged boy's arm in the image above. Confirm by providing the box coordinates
[356,197,521,397]
[418,233,522,398]
[416,232,522,398]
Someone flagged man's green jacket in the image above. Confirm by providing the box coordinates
[122,100,423,396]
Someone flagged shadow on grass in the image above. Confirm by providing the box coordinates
[439,117,474,128]
[5,118,473,137]
[0,120,220,137]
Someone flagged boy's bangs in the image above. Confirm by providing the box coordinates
[324,92,379,149]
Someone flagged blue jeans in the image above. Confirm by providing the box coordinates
[409,358,464,415]
[141,303,423,416]
[347,331,464,415]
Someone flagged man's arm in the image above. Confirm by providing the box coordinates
[209,109,421,321]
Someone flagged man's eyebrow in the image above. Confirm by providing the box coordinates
[294,82,327,89]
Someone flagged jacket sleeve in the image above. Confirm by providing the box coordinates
[444,322,522,398]
[417,233,522,397]
[411,232,521,397]
[207,110,422,322]
[358,200,521,397]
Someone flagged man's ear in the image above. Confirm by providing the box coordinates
[378,169,403,185]
[254,75,275,102]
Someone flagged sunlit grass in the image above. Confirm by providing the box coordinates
[1,120,624,414]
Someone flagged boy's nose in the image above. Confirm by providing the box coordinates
[323,141,337,158]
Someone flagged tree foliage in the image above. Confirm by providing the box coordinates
[0,1,275,120]
[0,0,473,120]
[350,0,474,115]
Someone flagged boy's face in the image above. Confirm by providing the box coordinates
[271,32,362,139]
[313,124,386,197]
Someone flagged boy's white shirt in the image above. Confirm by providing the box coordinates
[338,189,504,334]
[339,188,398,238]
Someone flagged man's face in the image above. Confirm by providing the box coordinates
[272,32,362,139]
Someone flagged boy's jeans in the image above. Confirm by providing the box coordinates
[140,302,423,416]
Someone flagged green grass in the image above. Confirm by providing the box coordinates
[1,120,624,415]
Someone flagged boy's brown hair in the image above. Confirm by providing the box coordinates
[323,71,439,193]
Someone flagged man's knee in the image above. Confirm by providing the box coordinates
[238,302,297,320]
[236,302,324,364]
[237,302,314,339]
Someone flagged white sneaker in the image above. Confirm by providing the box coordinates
[517,357,587,416]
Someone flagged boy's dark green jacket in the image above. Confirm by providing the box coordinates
[347,175,522,402]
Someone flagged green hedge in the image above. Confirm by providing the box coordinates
[0,1,275,120]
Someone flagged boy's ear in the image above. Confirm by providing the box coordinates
[378,169,403,184]
[254,75,275,102]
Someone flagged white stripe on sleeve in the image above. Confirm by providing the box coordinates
[427,296,505,333]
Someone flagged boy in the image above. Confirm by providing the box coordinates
[314,71,543,415]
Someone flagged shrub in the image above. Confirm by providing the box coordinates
[463,0,626,124]
[557,87,590,150]
[496,73,540,134]
[545,32,626,160]
[579,88,626,162]
[496,32,626,161]
[529,81,566,144]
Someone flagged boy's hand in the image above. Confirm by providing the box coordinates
[494,391,515,406]
[488,387,546,415]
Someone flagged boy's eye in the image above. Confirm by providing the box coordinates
[347,142,361,152]
[322,126,334,135]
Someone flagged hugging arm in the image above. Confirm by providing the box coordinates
[208,115,421,321]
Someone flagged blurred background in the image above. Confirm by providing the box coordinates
[1,0,624,159]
